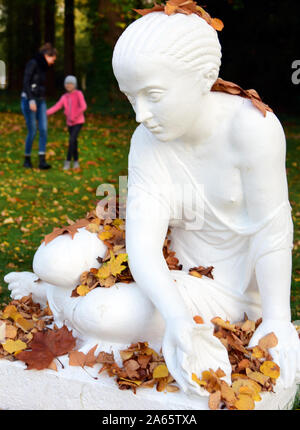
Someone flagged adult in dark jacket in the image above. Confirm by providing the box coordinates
[21,43,57,169]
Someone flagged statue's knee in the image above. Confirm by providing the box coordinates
[33,228,107,289]
[74,283,156,343]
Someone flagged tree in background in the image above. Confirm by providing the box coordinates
[64,0,75,75]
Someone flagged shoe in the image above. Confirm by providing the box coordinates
[63,160,71,170]
[23,155,33,168]
[38,154,51,170]
[73,161,80,169]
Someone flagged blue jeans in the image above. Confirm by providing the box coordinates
[21,97,48,155]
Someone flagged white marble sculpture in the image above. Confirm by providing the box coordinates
[5,11,300,401]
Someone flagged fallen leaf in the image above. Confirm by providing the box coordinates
[2,339,27,354]
[17,325,76,370]
[69,345,98,368]
[208,390,221,410]
[235,394,255,410]
[258,332,278,351]
[153,364,169,379]
[260,361,280,379]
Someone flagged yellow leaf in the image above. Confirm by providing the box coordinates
[260,361,280,379]
[211,317,236,332]
[2,339,27,354]
[192,372,207,386]
[98,231,113,241]
[76,285,91,297]
[112,219,124,229]
[97,252,128,280]
[2,305,20,321]
[251,346,265,359]
[235,394,255,410]
[189,270,202,278]
[15,317,34,332]
[86,223,100,233]
[153,364,169,379]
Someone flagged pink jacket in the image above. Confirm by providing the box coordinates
[47,90,87,126]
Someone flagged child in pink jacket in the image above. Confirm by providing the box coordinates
[47,75,87,170]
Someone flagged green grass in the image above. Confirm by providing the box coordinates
[0,110,136,303]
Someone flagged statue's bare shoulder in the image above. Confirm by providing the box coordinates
[230,98,286,165]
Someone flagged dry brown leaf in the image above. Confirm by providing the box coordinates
[208,390,221,410]
[193,315,204,324]
[258,332,278,351]
[43,218,90,245]
[69,345,98,368]
[17,325,76,370]
[212,78,273,117]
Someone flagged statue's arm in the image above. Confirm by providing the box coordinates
[236,109,300,387]
[126,186,190,322]
[236,109,292,322]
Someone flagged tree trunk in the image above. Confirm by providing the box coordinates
[45,0,56,96]
[45,0,56,45]
[64,0,75,75]
[32,0,41,52]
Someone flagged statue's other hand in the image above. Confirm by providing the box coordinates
[4,272,39,300]
[248,319,300,388]
[162,316,232,396]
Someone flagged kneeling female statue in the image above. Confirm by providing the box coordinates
[5,7,300,398]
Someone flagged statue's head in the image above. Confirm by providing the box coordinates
[113,12,222,142]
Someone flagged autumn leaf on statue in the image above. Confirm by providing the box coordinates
[189,265,214,279]
[17,325,76,370]
[134,2,164,16]
[43,218,90,245]
[97,251,128,280]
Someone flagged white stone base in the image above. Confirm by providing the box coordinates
[0,358,298,410]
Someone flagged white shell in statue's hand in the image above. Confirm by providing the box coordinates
[162,317,232,396]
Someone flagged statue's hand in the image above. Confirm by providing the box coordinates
[248,319,300,388]
[4,272,39,301]
[162,316,232,396]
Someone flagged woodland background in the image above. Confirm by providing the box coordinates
[0,0,300,114]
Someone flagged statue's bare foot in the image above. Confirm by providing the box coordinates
[5,272,39,300]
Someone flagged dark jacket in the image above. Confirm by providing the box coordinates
[22,52,49,101]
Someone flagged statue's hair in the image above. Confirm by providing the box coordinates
[113,12,222,76]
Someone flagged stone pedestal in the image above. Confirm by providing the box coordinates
[0,358,298,410]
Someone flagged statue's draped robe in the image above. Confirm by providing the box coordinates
[127,123,293,324]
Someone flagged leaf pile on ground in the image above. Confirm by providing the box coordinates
[0,294,53,360]
[97,341,179,395]
[192,314,281,410]
[0,293,283,409]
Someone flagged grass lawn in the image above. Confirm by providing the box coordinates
[0,109,299,408]
[0,110,136,302]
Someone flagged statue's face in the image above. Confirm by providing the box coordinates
[115,53,207,142]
